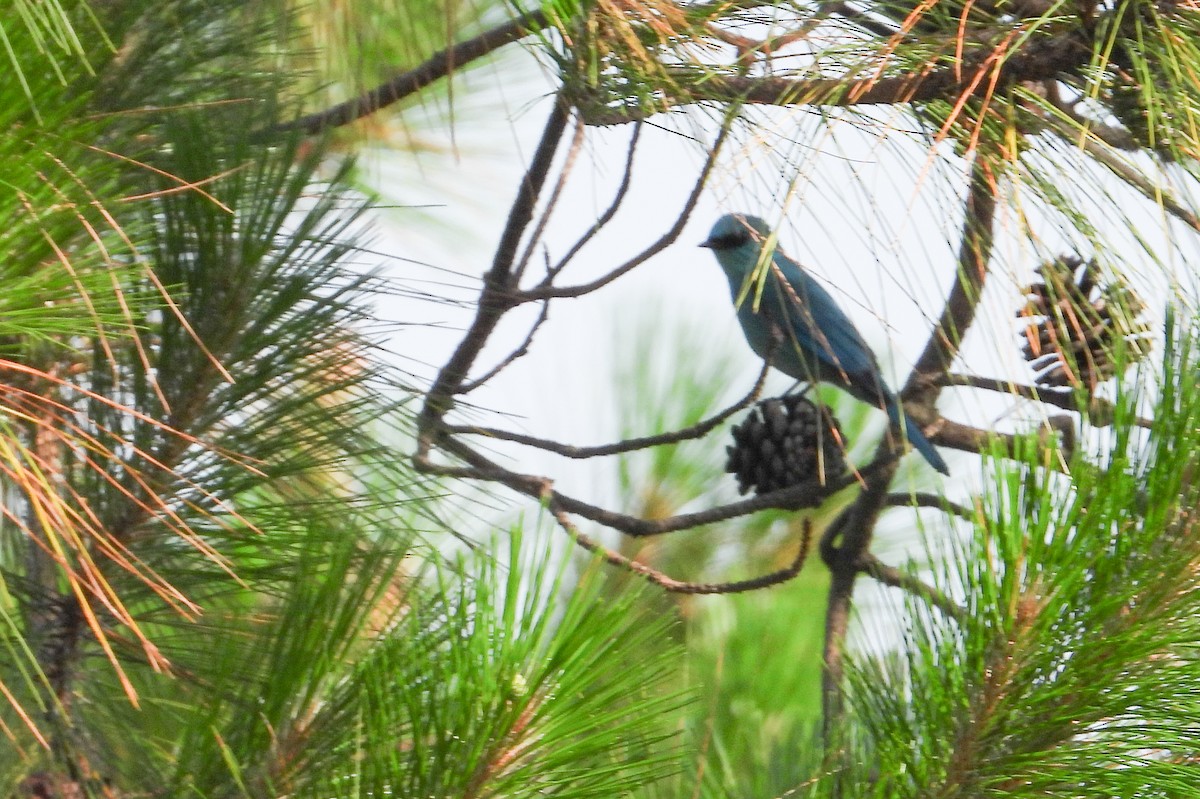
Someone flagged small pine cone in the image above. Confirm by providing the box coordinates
[725,395,846,496]
[1017,256,1152,391]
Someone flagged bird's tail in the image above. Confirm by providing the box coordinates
[885,399,949,475]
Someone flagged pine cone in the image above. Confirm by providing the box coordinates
[1018,256,1152,391]
[725,395,846,496]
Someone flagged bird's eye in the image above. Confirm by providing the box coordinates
[709,232,749,249]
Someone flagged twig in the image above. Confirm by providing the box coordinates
[547,123,643,281]
[415,96,570,455]
[886,492,975,521]
[940,373,1154,428]
[705,22,762,54]
[704,18,825,73]
[266,10,551,136]
[459,299,551,393]
[943,373,1075,405]
[520,121,733,301]
[857,553,967,621]
[551,505,814,594]
[1040,111,1200,230]
[513,116,588,285]
[446,359,770,457]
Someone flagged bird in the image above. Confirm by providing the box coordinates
[701,213,949,475]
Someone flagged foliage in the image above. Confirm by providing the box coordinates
[837,329,1200,798]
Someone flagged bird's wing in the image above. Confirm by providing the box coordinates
[768,253,877,381]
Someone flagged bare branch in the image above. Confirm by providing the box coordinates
[858,553,967,621]
[552,506,814,594]
[905,155,999,395]
[1042,113,1200,232]
[520,122,733,301]
[886,492,976,522]
[446,359,770,457]
[267,10,551,136]
[820,466,895,754]
[459,299,551,394]
[932,418,1070,470]
[417,434,888,537]
[819,150,998,758]
[547,123,643,281]
[940,373,1154,428]
[416,97,571,456]
[513,117,588,285]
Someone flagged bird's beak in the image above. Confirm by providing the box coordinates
[698,239,714,249]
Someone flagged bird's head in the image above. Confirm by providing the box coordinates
[700,213,771,252]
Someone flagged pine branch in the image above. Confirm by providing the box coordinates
[265,5,1097,135]
[580,30,1091,125]
[265,9,551,137]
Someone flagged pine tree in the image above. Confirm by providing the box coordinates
[1,1,687,795]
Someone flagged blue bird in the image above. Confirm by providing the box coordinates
[701,213,949,475]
